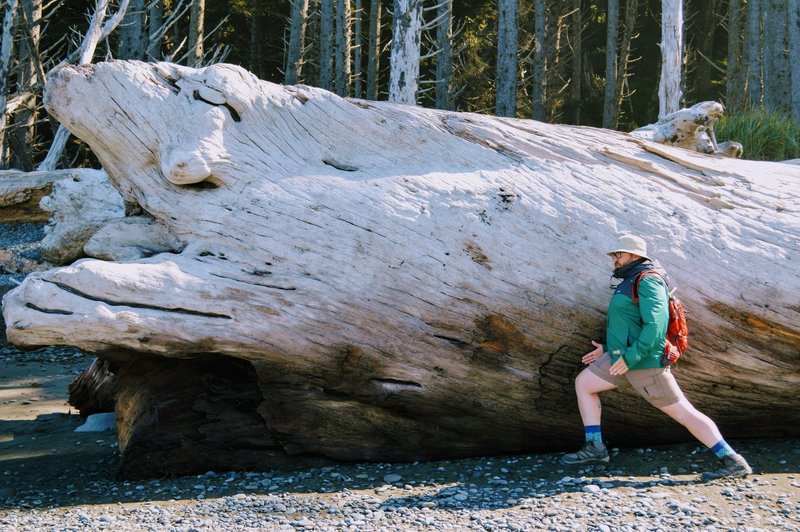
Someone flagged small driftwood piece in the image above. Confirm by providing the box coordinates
[0,169,78,223]
[630,101,743,158]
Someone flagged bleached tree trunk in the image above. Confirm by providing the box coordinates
[659,0,683,118]
[37,0,130,171]
[366,0,381,100]
[320,0,334,90]
[570,0,582,124]
[531,0,546,120]
[334,0,351,96]
[602,0,619,128]
[353,0,363,98]
[434,0,453,110]
[744,0,762,106]
[188,0,204,66]
[388,0,422,104]
[726,0,742,110]
[7,61,799,478]
[762,0,789,114]
[791,0,800,123]
[0,0,19,165]
[495,0,518,117]
[285,0,309,85]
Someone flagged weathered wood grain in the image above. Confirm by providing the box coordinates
[3,61,799,478]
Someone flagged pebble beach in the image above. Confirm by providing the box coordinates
[1,346,799,531]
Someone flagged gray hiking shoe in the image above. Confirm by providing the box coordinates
[561,441,610,465]
[701,453,752,481]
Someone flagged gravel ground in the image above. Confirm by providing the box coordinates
[1,347,799,531]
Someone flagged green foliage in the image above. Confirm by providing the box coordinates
[716,109,800,162]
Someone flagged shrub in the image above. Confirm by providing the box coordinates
[716,108,800,162]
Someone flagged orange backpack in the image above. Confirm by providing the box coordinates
[632,271,689,367]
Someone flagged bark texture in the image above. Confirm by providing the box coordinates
[3,61,799,478]
[495,0,518,117]
[284,0,309,85]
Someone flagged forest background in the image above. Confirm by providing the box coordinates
[1,0,799,171]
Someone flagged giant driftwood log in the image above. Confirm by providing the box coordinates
[3,61,799,479]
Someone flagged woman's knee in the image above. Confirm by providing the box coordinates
[660,398,701,424]
[576,369,614,395]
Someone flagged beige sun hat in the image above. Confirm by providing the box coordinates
[607,234,649,259]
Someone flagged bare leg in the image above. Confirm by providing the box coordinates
[659,397,724,447]
[575,368,617,426]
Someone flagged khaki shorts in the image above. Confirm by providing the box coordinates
[589,352,685,408]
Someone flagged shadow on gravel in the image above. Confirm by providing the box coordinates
[2,346,799,510]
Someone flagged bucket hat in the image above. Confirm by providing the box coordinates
[607,234,649,259]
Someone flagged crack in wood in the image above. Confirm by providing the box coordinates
[192,89,241,122]
[208,271,296,291]
[25,302,73,315]
[42,279,233,319]
[370,378,423,389]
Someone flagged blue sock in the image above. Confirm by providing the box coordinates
[584,425,603,443]
[710,440,735,459]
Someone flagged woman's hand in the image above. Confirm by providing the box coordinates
[581,340,603,365]
[609,352,629,375]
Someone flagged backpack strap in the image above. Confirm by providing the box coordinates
[632,270,666,303]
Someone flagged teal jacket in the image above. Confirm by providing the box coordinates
[605,260,669,370]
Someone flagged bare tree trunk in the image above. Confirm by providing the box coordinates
[188,0,204,66]
[495,0,518,117]
[320,0,334,90]
[531,0,546,120]
[434,0,453,110]
[334,0,351,96]
[147,0,163,61]
[388,0,422,104]
[285,0,310,85]
[353,0,363,98]
[0,0,19,166]
[546,3,570,122]
[612,0,639,128]
[726,0,742,110]
[366,0,381,100]
[570,0,582,124]
[602,0,619,128]
[659,0,683,118]
[117,0,146,59]
[693,0,718,100]
[744,0,762,106]
[9,0,41,171]
[763,0,789,113]
[249,1,265,78]
[791,0,800,123]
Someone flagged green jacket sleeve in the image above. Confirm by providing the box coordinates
[622,276,668,368]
